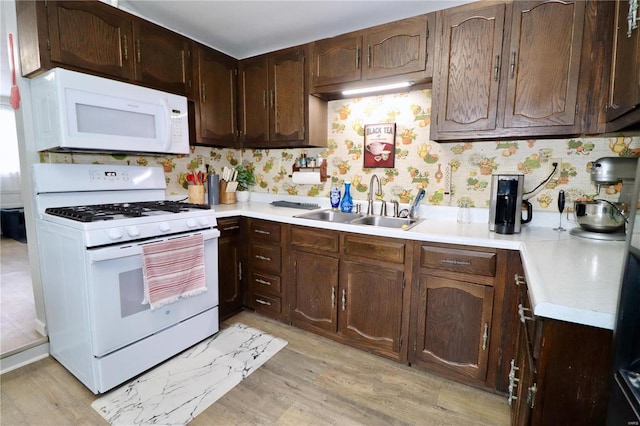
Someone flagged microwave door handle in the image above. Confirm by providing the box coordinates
[161,97,172,151]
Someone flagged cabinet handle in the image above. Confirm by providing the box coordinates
[509,50,516,79]
[262,90,267,109]
[341,288,346,311]
[255,278,271,285]
[255,298,272,306]
[201,83,206,103]
[482,323,489,351]
[367,45,371,68]
[136,39,141,63]
[238,262,242,281]
[331,287,336,308]
[270,90,275,109]
[254,229,271,235]
[223,225,239,231]
[518,303,533,323]
[254,255,272,262]
[507,359,520,406]
[493,54,500,81]
[355,46,360,69]
[440,259,471,266]
[514,274,526,286]
[527,383,537,408]
[123,34,128,61]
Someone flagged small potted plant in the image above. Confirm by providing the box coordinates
[235,164,255,202]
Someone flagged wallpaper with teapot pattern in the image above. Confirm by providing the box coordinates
[42,89,640,211]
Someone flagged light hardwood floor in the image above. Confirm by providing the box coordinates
[0,237,46,357]
[1,310,510,425]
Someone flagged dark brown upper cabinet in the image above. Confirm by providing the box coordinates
[431,1,587,141]
[239,46,327,148]
[16,0,134,79]
[311,14,434,98]
[606,0,640,132]
[191,43,238,147]
[131,19,191,95]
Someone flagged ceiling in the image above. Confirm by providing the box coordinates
[116,1,472,59]
[2,1,474,97]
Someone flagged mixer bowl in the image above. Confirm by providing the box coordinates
[574,200,627,233]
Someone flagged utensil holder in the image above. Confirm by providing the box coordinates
[207,174,220,205]
[219,181,236,204]
[188,185,205,204]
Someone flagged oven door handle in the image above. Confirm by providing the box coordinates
[89,229,219,262]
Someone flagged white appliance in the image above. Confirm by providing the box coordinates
[32,163,219,394]
[30,68,189,154]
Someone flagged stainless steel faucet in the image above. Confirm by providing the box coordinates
[391,200,399,217]
[367,174,382,215]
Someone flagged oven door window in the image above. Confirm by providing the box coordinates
[88,236,218,357]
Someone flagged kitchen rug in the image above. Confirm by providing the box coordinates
[91,323,287,425]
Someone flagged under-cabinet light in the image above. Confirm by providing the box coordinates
[342,81,413,96]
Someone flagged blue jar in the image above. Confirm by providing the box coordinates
[340,181,353,213]
[330,184,341,210]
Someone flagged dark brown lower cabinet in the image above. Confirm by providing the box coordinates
[289,226,411,361]
[411,274,494,383]
[217,217,243,320]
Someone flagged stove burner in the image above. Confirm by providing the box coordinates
[45,201,210,223]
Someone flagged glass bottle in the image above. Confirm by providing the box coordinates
[330,183,341,211]
[340,181,353,213]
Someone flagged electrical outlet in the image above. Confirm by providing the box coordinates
[548,158,562,174]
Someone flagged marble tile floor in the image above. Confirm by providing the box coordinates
[92,323,288,425]
[0,237,46,357]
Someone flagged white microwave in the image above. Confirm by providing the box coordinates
[30,68,189,154]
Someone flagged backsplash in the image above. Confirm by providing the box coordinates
[42,89,640,211]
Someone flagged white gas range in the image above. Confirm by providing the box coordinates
[32,163,220,394]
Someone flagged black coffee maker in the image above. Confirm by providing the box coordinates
[489,174,532,234]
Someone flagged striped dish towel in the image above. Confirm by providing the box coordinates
[142,234,207,310]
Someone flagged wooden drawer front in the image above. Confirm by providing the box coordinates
[249,291,282,316]
[250,271,281,295]
[291,226,339,253]
[421,245,496,277]
[250,243,281,274]
[343,234,405,264]
[250,220,281,243]
[217,217,241,235]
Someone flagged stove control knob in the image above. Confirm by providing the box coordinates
[197,217,210,227]
[126,226,140,237]
[186,219,197,228]
[108,228,123,240]
[159,222,171,233]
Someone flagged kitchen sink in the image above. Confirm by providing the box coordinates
[294,209,423,230]
[349,215,423,230]
[294,209,365,223]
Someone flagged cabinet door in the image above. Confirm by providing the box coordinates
[510,319,536,426]
[194,46,238,146]
[270,49,305,142]
[312,34,362,87]
[290,251,339,333]
[503,1,585,129]
[239,57,269,144]
[434,3,505,133]
[364,15,428,81]
[339,259,405,359]
[132,19,191,95]
[607,0,640,122]
[46,1,133,79]
[217,217,243,320]
[413,275,494,382]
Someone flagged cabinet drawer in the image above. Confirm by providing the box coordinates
[250,271,281,295]
[249,291,282,316]
[343,234,405,264]
[420,244,496,277]
[250,220,281,243]
[250,243,281,274]
[217,217,241,235]
[291,226,339,253]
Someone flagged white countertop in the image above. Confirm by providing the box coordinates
[208,193,628,330]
